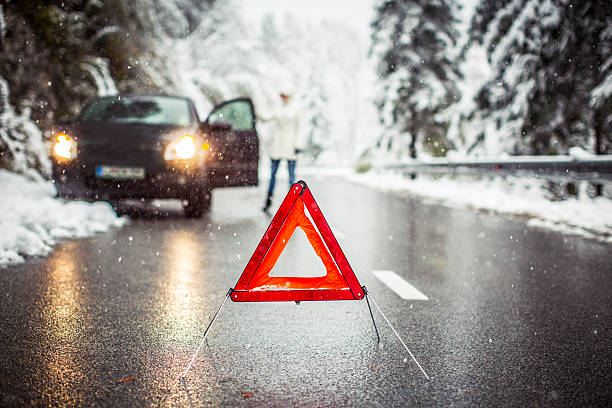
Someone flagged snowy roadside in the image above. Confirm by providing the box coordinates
[300,166,612,244]
[0,169,126,267]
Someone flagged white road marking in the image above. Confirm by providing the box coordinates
[371,270,429,300]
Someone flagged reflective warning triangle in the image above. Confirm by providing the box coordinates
[231,181,365,302]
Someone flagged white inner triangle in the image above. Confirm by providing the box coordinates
[268,223,328,278]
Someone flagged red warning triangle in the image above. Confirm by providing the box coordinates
[231,181,365,302]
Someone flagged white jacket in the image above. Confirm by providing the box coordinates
[263,100,303,160]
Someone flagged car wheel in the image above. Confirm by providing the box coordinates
[184,189,212,218]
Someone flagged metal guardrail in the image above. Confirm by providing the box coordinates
[379,155,612,183]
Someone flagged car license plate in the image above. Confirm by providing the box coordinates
[95,165,146,180]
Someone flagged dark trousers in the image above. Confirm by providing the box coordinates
[267,159,296,196]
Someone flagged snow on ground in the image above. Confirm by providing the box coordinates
[0,169,126,267]
[301,166,612,244]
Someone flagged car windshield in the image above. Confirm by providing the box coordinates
[79,96,193,126]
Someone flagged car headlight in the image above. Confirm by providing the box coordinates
[164,135,197,160]
[53,133,77,160]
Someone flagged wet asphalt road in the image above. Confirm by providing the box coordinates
[0,176,611,407]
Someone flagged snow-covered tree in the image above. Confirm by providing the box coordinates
[590,7,612,155]
[302,71,330,160]
[370,0,459,158]
[466,0,612,155]
[0,78,50,178]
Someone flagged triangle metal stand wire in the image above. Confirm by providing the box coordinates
[181,289,233,378]
[365,289,430,380]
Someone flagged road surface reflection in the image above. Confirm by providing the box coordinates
[40,242,86,403]
[159,228,205,338]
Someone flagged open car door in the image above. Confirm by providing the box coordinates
[203,98,259,188]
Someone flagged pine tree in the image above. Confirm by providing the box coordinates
[469,0,612,155]
[589,2,612,155]
[370,0,459,158]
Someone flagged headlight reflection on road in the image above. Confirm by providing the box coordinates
[160,229,204,339]
[40,243,86,400]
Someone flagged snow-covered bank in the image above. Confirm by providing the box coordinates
[0,170,126,266]
[301,166,612,244]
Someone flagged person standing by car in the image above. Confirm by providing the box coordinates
[262,87,303,213]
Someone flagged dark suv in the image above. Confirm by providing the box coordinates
[51,95,259,217]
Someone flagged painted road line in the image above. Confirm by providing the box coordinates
[371,270,429,300]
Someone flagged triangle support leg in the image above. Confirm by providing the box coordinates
[363,287,380,343]
[181,289,232,378]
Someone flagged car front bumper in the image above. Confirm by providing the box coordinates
[52,162,209,201]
